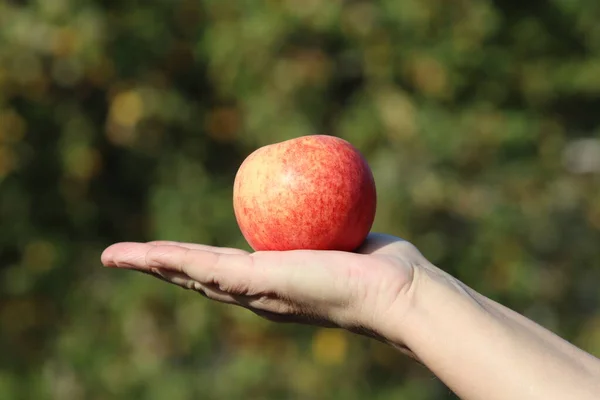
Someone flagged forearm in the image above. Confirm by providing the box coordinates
[381,265,600,400]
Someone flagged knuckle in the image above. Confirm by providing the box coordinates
[250,295,296,315]
[144,247,162,268]
[180,248,194,274]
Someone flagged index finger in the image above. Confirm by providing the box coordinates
[102,243,269,295]
[147,241,248,255]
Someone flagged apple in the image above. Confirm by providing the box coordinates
[233,135,377,252]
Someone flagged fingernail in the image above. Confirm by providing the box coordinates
[100,248,114,267]
[118,262,139,270]
[152,268,165,278]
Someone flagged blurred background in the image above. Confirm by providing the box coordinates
[1,0,600,399]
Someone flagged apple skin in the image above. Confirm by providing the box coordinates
[233,135,377,252]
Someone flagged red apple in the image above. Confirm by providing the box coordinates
[233,135,377,252]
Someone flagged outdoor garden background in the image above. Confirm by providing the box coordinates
[1,1,600,399]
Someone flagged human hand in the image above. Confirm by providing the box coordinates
[100,233,428,346]
[101,233,600,400]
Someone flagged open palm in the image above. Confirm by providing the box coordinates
[101,233,424,334]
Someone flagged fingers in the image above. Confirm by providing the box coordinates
[135,267,253,309]
[101,242,149,269]
[101,241,366,329]
[154,269,244,304]
[145,245,252,284]
[102,242,268,296]
[147,241,248,255]
[132,262,325,324]
[153,267,299,316]
[101,241,248,269]
[101,242,247,267]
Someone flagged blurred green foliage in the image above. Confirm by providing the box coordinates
[1,0,600,399]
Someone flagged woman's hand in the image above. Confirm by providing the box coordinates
[100,233,425,345]
[101,233,600,399]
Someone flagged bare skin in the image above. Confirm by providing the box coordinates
[101,233,600,400]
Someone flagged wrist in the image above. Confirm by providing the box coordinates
[370,263,479,354]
